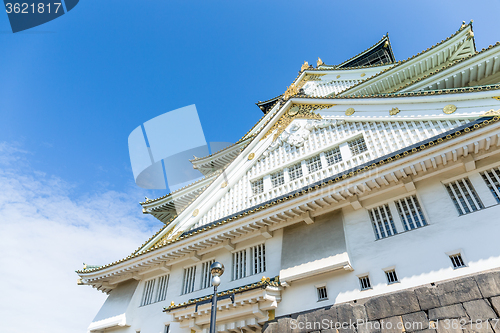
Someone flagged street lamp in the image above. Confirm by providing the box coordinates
[209,262,224,333]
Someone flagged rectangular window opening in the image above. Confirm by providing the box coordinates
[368,204,397,239]
[182,266,196,295]
[445,178,484,215]
[201,260,215,290]
[317,286,328,301]
[359,276,371,290]
[232,249,247,281]
[450,254,466,269]
[140,279,156,306]
[481,167,500,203]
[251,178,264,195]
[348,137,368,155]
[306,155,322,174]
[394,195,427,231]
[271,170,284,188]
[325,147,342,166]
[385,270,399,284]
[288,163,303,181]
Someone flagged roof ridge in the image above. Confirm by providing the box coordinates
[335,34,391,68]
[338,22,473,97]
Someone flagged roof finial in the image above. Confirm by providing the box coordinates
[461,21,467,29]
[317,57,324,67]
[300,61,309,72]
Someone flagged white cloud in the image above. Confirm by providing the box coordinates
[0,142,162,333]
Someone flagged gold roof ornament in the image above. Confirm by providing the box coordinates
[443,104,457,114]
[336,75,341,79]
[389,107,400,115]
[384,40,389,48]
[345,107,355,116]
[360,73,366,77]
[467,30,474,41]
[248,153,255,160]
[284,83,299,100]
[300,61,309,72]
[171,301,175,306]
[221,181,228,188]
[461,21,467,29]
[261,104,333,141]
[317,57,324,67]
[493,96,500,101]
[192,209,199,217]
[483,109,500,116]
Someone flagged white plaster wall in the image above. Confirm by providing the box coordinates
[89,229,283,333]
[276,162,500,316]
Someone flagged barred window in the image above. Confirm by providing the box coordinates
[271,170,284,188]
[348,137,368,155]
[394,195,427,231]
[385,270,399,284]
[156,275,169,302]
[251,244,266,275]
[182,266,196,294]
[445,178,484,215]
[306,155,322,173]
[288,163,303,181]
[368,204,398,239]
[251,178,264,195]
[481,167,500,203]
[140,279,156,306]
[450,253,466,269]
[325,147,342,165]
[201,260,215,290]
[317,286,328,301]
[359,276,371,290]
[232,249,247,280]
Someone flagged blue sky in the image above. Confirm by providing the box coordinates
[1,1,500,332]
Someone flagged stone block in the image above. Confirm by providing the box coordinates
[464,320,494,333]
[429,304,467,320]
[490,297,500,316]
[293,312,327,333]
[277,318,294,333]
[416,286,441,310]
[475,272,500,298]
[358,320,382,333]
[263,321,278,333]
[380,316,404,333]
[463,300,497,321]
[402,311,430,332]
[365,291,420,320]
[438,278,482,306]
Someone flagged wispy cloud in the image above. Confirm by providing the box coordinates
[0,142,161,333]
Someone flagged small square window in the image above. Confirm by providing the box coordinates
[348,137,368,155]
[306,155,322,174]
[271,170,284,188]
[251,179,264,195]
[359,276,371,290]
[450,254,466,269]
[317,286,328,301]
[385,270,399,284]
[288,163,303,181]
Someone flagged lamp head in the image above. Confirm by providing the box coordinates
[210,262,224,277]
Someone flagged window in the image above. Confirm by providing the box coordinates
[251,178,264,195]
[325,147,342,165]
[445,178,484,215]
[481,167,500,203]
[140,279,156,306]
[348,137,368,155]
[271,170,284,188]
[251,244,266,275]
[368,204,397,240]
[359,276,372,290]
[232,249,247,280]
[394,195,427,231]
[156,274,169,302]
[306,155,322,173]
[385,270,399,284]
[182,266,196,294]
[317,286,328,301]
[201,260,215,290]
[288,163,303,181]
[450,253,466,269]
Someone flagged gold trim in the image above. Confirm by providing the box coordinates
[389,107,400,116]
[221,181,228,188]
[248,153,255,160]
[345,107,355,116]
[493,96,500,101]
[483,109,500,116]
[443,104,457,114]
[295,74,326,90]
[300,61,309,72]
[317,57,323,67]
[336,75,341,79]
[192,209,199,217]
[284,84,298,100]
[262,104,334,141]
[360,73,366,77]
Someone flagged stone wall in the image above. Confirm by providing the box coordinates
[264,270,500,333]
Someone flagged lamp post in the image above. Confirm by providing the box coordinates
[209,262,224,333]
